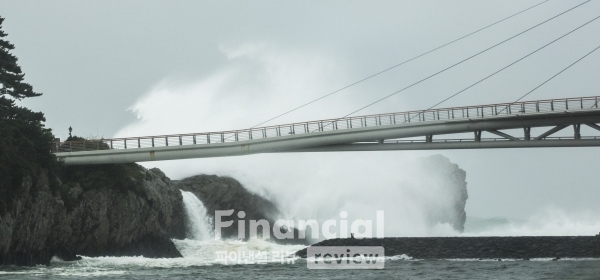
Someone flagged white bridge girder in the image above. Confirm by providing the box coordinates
[56,109,600,165]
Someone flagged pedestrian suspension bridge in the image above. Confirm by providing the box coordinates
[53,96,600,165]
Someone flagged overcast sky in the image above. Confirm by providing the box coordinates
[2,0,600,223]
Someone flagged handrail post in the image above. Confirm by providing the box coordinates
[151,137,154,147]
[193,135,196,144]
[221,133,224,143]
[207,134,211,143]
[110,140,113,149]
[83,140,86,150]
[69,141,72,152]
[124,139,127,149]
[179,136,182,145]
[138,138,141,148]
[166,137,168,146]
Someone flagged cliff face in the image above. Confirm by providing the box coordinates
[0,166,186,266]
[176,175,311,245]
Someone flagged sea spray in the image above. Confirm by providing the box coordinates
[175,190,306,265]
[180,190,213,240]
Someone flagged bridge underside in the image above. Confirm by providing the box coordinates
[57,110,600,165]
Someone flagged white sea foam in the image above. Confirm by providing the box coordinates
[180,190,213,240]
[387,254,414,261]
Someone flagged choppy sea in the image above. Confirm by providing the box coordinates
[1,238,599,280]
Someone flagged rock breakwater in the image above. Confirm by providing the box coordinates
[295,236,600,259]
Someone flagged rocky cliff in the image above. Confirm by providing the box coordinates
[0,165,186,266]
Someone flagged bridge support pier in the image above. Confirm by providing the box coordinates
[574,124,581,140]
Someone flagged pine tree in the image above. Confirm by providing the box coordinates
[0,16,57,214]
[0,17,41,100]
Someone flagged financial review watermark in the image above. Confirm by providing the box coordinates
[212,210,386,269]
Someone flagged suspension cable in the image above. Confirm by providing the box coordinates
[337,0,589,119]
[248,0,552,127]
[514,45,600,104]
[427,15,600,111]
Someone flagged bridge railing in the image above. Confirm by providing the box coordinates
[51,96,600,153]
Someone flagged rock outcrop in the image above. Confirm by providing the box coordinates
[410,155,468,232]
[0,166,186,266]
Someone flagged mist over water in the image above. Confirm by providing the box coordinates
[465,208,600,236]
[115,42,600,238]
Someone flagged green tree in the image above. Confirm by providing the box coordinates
[0,17,40,100]
[0,16,57,214]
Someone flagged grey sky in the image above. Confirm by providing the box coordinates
[1,0,599,223]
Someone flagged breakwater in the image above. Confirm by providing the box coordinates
[295,236,600,259]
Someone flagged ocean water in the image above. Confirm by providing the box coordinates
[1,242,599,280]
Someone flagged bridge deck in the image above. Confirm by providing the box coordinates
[54,96,600,165]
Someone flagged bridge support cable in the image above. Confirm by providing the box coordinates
[248,0,551,128]
[329,0,590,123]
[512,44,600,104]
[534,125,569,140]
[426,12,600,112]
